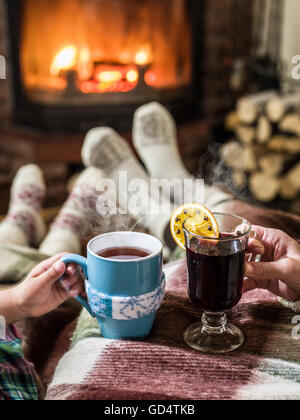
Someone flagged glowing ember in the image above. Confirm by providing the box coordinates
[96,70,123,83]
[47,43,159,93]
[80,64,139,93]
[50,45,77,76]
[145,70,157,87]
[135,44,153,66]
[126,70,138,83]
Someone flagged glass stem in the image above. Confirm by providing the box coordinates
[202,312,227,335]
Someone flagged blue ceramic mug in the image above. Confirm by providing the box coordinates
[60,232,165,340]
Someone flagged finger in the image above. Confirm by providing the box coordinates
[245,259,291,281]
[61,272,83,290]
[65,263,79,277]
[243,277,258,293]
[250,225,266,238]
[277,281,300,301]
[247,238,265,255]
[251,225,293,255]
[38,260,66,286]
[31,253,67,277]
[68,281,85,298]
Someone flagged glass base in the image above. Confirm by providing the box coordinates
[183,312,244,354]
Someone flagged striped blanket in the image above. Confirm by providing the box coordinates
[46,259,300,400]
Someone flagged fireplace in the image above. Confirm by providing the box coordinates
[6,0,202,131]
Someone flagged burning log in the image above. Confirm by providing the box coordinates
[249,171,280,202]
[266,91,300,122]
[237,90,277,124]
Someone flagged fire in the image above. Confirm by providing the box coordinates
[80,64,139,94]
[126,70,138,83]
[96,70,123,83]
[135,44,153,66]
[50,45,77,76]
[78,47,93,80]
[21,0,192,99]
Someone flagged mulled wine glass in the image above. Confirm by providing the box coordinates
[183,213,261,354]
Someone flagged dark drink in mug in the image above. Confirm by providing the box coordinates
[98,247,150,261]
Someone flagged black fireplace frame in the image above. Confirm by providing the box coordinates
[6,0,204,132]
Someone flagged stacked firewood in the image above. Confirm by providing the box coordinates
[220,90,300,203]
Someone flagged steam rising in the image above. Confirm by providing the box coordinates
[198,142,249,200]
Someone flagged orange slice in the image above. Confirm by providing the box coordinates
[170,203,220,250]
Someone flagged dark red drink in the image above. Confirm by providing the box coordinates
[186,235,246,312]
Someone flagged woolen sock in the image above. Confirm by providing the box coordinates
[0,165,46,247]
[133,102,232,209]
[81,127,174,252]
[39,167,105,256]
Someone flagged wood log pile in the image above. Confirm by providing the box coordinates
[221,89,300,203]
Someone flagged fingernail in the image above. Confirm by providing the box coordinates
[54,261,65,273]
[69,289,79,297]
[245,263,254,276]
[67,266,76,276]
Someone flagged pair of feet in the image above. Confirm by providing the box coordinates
[0,102,231,256]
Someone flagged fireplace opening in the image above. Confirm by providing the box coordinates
[6,0,202,131]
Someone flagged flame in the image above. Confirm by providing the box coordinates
[96,70,123,83]
[78,47,93,80]
[126,70,138,83]
[80,64,139,94]
[50,45,77,76]
[135,44,153,66]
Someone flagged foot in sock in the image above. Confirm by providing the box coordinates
[39,167,105,256]
[133,102,233,210]
[82,127,174,254]
[0,165,46,247]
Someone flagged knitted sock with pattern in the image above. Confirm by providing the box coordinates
[0,165,46,247]
[39,167,105,256]
[133,102,232,209]
[81,127,174,254]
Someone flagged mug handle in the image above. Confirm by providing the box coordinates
[60,254,96,318]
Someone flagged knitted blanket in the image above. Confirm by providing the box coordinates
[0,245,48,285]
[46,259,300,401]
